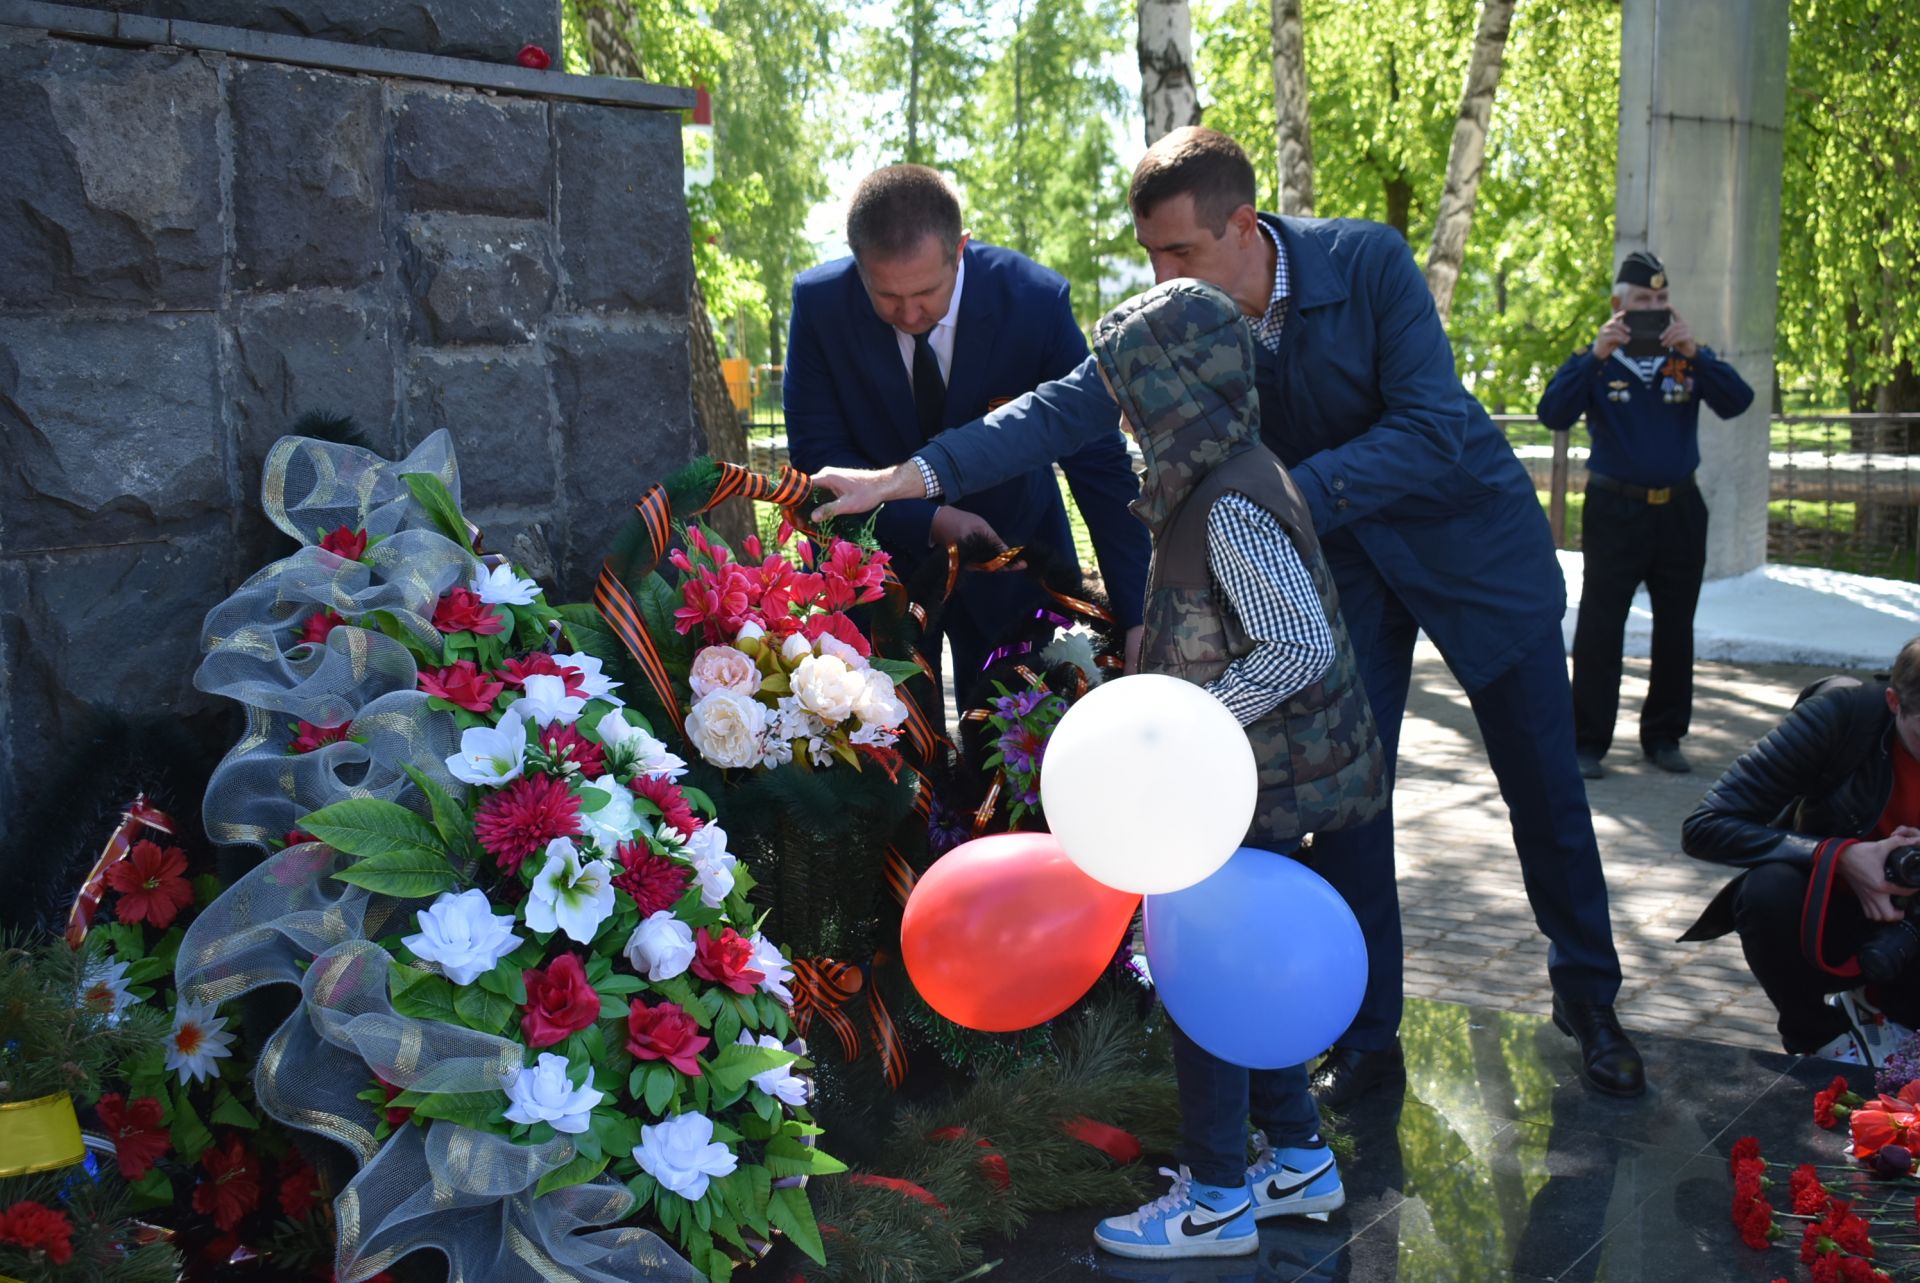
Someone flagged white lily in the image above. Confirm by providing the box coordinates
[526,837,616,944]
[444,715,528,787]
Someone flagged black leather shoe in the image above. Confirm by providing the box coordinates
[1552,997,1647,1097]
[1644,744,1692,774]
[1309,1041,1406,1110]
[1576,750,1604,780]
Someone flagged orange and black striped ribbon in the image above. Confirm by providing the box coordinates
[67,796,176,947]
[790,956,907,1087]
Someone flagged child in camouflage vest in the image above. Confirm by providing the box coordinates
[1087,278,1386,1262]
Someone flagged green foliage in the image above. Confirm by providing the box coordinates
[399,472,475,553]
[0,1162,180,1283]
[847,0,990,168]
[0,931,169,1105]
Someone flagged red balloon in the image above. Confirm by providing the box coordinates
[901,832,1141,1032]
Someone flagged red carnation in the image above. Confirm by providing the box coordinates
[432,587,506,636]
[690,926,763,996]
[278,1157,321,1219]
[625,999,710,1076]
[1738,1195,1777,1250]
[191,1135,262,1232]
[291,719,352,754]
[96,1092,171,1180]
[537,722,606,778]
[1791,1164,1830,1216]
[611,842,693,916]
[516,43,551,69]
[630,774,700,837]
[0,1200,74,1265]
[1729,1136,1761,1171]
[299,609,348,645]
[318,526,368,560]
[520,954,601,1049]
[419,660,506,713]
[105,839,195,929]
[500,653,585,694]
[474,773,582,874]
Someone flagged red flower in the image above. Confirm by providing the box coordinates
[318,526,368,560]
[278,1156,321,1219]
[432,587,506,636]
[299,609,348,644]
[0,1200,74,1265]
[516,43,551,69]
[1851,1108,1916,1160]
[418,660,506,713]
[629,775,701,838]
[536,722,606,778]
[801,610,873,657]
[1816,1086,1846,1130]
[96,1092,171,1179]
[283,830,319,848]
[1792,1164,1831,1216]
[1729,1136,1761,1171]
[474,774,582,873]
[611,841,693,916]
[105,839,195,929]
[1738,1196,1777,1250]
[500,653,585,694]
[520,954,601,1049]
[674,563,758,642]
[291,719,352,754]
[820,539,889,610]
[625,999,710,1076]
[377,1078,414,1128]
[1831,1209,1873,1257]
[191,1135,262,1232]
[1813,1259,1841,1283]
[690,926,764,996]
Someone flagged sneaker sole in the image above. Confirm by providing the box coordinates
[1093,1232,1260,1260]
[1252,1187,1346,1221]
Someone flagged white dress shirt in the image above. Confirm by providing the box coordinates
[892,255,965,386]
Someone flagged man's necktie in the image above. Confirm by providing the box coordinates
[912,330,946,441]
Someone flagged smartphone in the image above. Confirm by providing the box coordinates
[1622,309,1671,358]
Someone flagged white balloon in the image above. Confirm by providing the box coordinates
[1039,673,1257,895]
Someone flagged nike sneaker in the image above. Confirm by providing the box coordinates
[1093,1165,1257,1260]
[1246,1131,1345,1221]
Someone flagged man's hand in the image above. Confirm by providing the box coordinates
[1840,833,1916,923]
[928,507,1016,563]
[810,464,924,522]
[1661,310,1698,358]
[1593,311,1630,360]
[1123,625,1144,674]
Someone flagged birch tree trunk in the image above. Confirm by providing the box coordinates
[1138,0,1202,144]
[1423,0,1517,322]
[1268,0,1313,216]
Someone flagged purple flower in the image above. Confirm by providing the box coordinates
[1876,1030,1920,1096]
[992,688,1050,720]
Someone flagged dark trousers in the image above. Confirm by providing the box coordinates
[1571,485,1709,756]
[1173,1020,1320,1188]
[1309,541,1623,1051]
[1733,861,1920,1052]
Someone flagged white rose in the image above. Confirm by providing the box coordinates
[624,910,696,982]
[780,632,813,663]
[403,889,523,986]
[633,1111,738,1202]
[852,669,908,729]
[689,645,763,700]
[682,823,738,909]
[791,654,867,724]
[577,773,641,856]
[503,1053,603,1134]
[748,933,794,1004]
[815,632,869,670]
[514,673,587,726]
[684,689,767,769]
[737,1031,809,1107]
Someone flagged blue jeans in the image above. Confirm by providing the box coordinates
[1172,1019,1321,1188]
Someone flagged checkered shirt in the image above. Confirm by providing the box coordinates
[1201,492,1334,725]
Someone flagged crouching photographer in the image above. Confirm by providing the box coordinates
[1680,638,1920,1060]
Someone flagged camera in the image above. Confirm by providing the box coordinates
[1854,845,1920,985]
[1621,308,1671,358]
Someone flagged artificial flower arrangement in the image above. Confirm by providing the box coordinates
[179,433,838,1283]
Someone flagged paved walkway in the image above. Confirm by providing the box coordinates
[1394,645,1849,1054]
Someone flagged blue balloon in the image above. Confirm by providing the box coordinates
[1144,846,1367,1070]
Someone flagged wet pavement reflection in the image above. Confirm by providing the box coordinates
[994,996,1869,1283]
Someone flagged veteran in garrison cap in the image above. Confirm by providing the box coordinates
[1536,250,1756,780]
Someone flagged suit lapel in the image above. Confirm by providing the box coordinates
[942,245,992,429]
[847,268,922,460]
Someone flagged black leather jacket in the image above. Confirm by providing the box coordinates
[1678,679,1894,939]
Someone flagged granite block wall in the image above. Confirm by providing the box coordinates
[0,6,698,845]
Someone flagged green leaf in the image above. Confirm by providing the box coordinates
[634,574,694,676]
[333,848,461,899]
[402,762,472,852]
[713,999,741,1049]
[170,1086,214,1163]
[709,1043,793,1093]
[409,1090,505,1130]
[303,797,446,861]
[389,964,459,1023]
[869,657,925,683]
[576,787,612,813]
[557,603,622,667]
[598,973,645,995]
[453,983,516,1036]
[534,1151,610,1199]
[643,1063,676,1116]
[127,1168,174,1209]
[768,1185,826,1265]
[400,471,474,553]
[208,1087,259,1129]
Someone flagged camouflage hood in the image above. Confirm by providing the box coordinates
[1091,278,1260,534]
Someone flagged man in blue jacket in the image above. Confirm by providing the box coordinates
[809,129,1645,1102]
[1537,252,1754,780]
[783,165,1149,699]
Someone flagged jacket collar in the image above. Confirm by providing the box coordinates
[1260,213,1349,312]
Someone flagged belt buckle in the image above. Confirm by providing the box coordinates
[1646,486,1672,505]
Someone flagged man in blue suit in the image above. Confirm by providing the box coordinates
[809,130,1645,1102]
[783,165,1149,699]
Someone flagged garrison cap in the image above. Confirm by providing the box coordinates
[1616,250,1667,290]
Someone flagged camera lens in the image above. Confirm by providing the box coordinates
[1857,919,1920,986]
[1887,845,1920,888]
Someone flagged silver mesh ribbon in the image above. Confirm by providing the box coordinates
[182,432,700,1282]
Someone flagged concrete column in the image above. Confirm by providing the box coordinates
[1614,0,1789,578]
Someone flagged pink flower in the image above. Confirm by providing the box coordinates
[298,609,347,644]
[432,587,505,636]
[674,564,758,642]
[499,653,585,694]
[801,610,872,657]
[821,540,889,610]
[626,999,710,1076]
[291,719,352,754]
[419,660,505,713]
[690,926,763,996]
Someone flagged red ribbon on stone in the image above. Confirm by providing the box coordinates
[1061,1116,1142,1164]
[848,1173,947,1210]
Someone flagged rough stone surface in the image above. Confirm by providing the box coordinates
[556,106,691,315]
[402,350,557,508]
[548,321,698,597]
[0,37,223,308]
[231,62,384,292]
[396,89,551,219]
[0,315,225,551]
[58,0,561,63]
[402,215,557,345]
